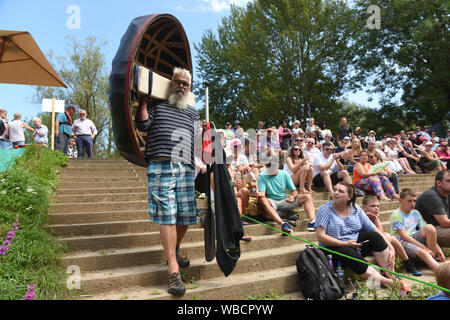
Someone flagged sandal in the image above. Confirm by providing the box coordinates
[241,235,252,242]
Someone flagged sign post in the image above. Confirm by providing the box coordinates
[42,98,64,151]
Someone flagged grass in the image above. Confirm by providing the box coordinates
[0,146,70,300]
[246,289,286,300]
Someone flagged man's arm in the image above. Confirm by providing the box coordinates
[434,215,450,228]
[136,95,149,122]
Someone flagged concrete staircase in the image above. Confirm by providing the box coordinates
[47,159,438,300]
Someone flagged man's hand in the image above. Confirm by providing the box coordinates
[284,196,296,203]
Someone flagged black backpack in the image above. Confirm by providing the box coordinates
[296,246,345,300]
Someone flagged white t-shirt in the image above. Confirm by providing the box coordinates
[384,146,399,160]
[8,120,25,143]
[313,152,336,177]
[231,153,249,170]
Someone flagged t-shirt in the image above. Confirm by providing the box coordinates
[136,100,201,166]
[415,186,449,226]
[258,169,296,201]
[314,201,376,247]
[312,152,336,177]
[390,208,426,240]
[8,120,25,143]
[338,125,352,141]
[56,112,72,136]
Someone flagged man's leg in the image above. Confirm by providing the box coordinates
[337,170,352,184]
[320,171,334,194]
[160,224,179,274]
[298,193,315,222]
[259,197,284,226]
[85,136,94,158]
[76,136,84,158]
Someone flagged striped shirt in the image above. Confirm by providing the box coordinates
[314,201,376,247]
[136,100,201,166]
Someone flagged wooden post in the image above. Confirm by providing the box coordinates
[51,97,55,150]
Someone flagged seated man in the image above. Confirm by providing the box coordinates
[256,154,316,233]
[415,170,450,247]
[312,142,352,194]
[391,188,445,272]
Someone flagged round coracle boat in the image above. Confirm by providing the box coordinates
[109,14,193,167]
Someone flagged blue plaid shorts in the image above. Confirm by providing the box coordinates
[147,160,198,225]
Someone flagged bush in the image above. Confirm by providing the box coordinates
[0,146,70,300]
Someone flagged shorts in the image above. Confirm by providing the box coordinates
[268,197,300,211]
[399,230,426,259]
[313,171,342,187]
[147,160,197,226]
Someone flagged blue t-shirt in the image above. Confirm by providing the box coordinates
[257,169,296,201]
[314,201,376,247]
[56,112,72,136]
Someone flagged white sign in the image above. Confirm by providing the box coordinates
[42,99,65,113]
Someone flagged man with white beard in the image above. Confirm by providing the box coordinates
[136,67,202,296]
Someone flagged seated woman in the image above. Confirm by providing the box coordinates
[314,182,411,292]
[353,150,399,201]
[367,151,400,194]
[347,138,362,173]
[384,139,416,174]
[421,141,447,171]
[226,162,252,242]
[285,145,314,194]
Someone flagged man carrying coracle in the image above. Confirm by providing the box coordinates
[136,67,202,295]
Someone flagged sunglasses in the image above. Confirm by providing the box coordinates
[173,79,190,87]
[325,148,333,152]
[307,142,314,145]
[294,148,301,151]
[295,139,303,142]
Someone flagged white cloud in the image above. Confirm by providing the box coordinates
[174,0,252,13]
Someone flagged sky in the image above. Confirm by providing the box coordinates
[0,0,380,122]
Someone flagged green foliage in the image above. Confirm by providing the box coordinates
[32,36,118,158]
[351,0,450,126]
[195,0,357,129]
[246,289,286,300]
[355,279,441,300]
[0,146,70,300]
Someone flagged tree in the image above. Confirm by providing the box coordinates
[194,0,359,129]
[351,0,450,126]
[32,36,118,158]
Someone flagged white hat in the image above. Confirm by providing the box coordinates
[425,141,433,146]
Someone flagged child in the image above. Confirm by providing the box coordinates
[390,188,445,272]
[428,261,450,300]
[362,195,422,276]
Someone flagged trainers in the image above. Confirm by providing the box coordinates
[166,246,190,268]
[281,222,293,235]
[307,220,316,232]
[168,272,186,295]
[404,259,422,276]
[176,246,190,268]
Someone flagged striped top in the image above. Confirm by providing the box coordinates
[314,201,376,247]
[136,100,201,167]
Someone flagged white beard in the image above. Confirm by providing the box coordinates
[168,89,189,110]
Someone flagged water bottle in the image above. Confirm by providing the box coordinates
[236,171,242,179]
[336,261,345,288]
[327,255,335,273]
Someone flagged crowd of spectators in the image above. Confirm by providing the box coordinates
[0,106,97,159]
[202,117,449,215]
[196,117,449,296]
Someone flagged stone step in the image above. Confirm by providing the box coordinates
[51,193,148,204]
[55,187,147,196]
[59,170,141,178]
[49,201,148,214]
[82,265,301,300]
[57,181,147,189]
[48,210,150,225]
[62,231,317,271]
[57,177,146,184]
[77,244,306,295]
